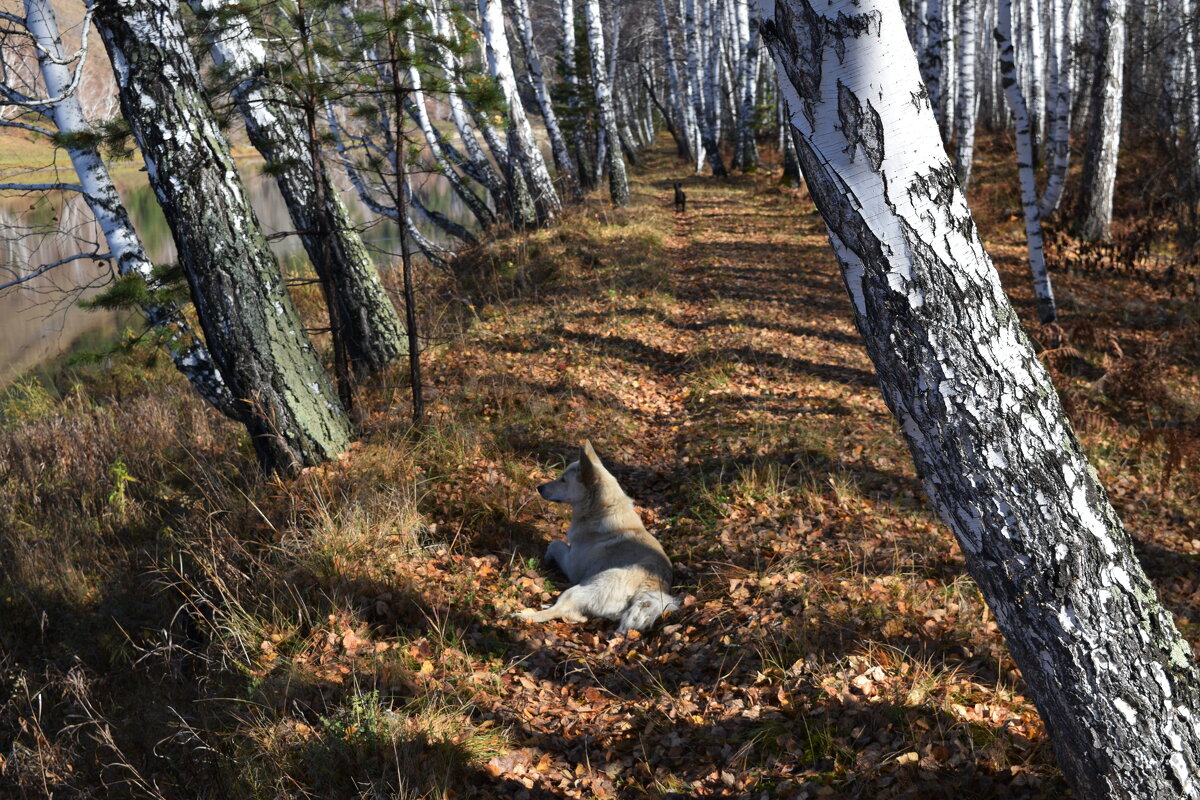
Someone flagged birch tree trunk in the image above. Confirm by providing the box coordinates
[426,0,509,212]
[682,0,709,172]
[998,0,1058,322]
[756,0,1200,797]
[737,16,762,170]
[479,0,562,224]
[953,0,978,187]
[510,0,583,201]
[583,0,630,204]
[188,0,405,380]
[656,0,698,163]
[400,27,497,228]
[23,0,235,418]
[557,0,596,189]
[1038,0,1072,217]
[1075,0,1126,240]
[1024,0,1047,155]
[701,0,730,175]
[920,0,946,134]
[93,0,353,475]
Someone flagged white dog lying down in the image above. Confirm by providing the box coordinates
[513,441,680,633]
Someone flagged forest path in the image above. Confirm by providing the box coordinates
[410,149,1063,798]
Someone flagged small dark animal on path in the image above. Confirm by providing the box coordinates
[673,182,686,214]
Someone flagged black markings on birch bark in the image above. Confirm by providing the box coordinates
[93,0,353,475]
[837,82,885,170]
[758,0,1200,795]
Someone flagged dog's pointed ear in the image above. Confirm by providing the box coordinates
[579,440,598,484]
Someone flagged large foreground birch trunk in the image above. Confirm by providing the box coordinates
[756,0,1200,796]
[93,0,353,475]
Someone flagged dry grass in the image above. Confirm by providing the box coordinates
[1,136,1198,798]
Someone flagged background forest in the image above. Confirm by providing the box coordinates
[1,0,1199,796]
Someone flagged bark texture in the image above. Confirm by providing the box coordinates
[1075,0,1125,240]
[24,0,235,417]
[757,0,1200,796]
[510,0,582,201]
[93,0,353,474]
[997,0,1057,323]
[188,0,405,379]
[953,0,977,188]
[479,0,561,224]
[583,0,630,205]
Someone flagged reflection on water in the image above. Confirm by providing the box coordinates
[0,159,470,388]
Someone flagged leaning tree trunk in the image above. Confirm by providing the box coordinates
[92,0,353,475]
[1075,0,1125,240]
[756,0,1200,797]
[24,0,235,417]
[583,0,630,205]
[187,0,405,380]
[478,0,561,224]
[510,0,583,201]
[997,0,1057,323]
[426,0,509,213]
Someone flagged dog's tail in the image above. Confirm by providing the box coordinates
[617,586,681,633]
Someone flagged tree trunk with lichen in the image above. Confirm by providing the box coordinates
[756,0,1200,796]
[93,0,353,475]
[186,0,405,379]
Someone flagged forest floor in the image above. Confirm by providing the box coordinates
[3,140,1200,799]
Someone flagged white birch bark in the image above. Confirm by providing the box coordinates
[510,0,582,201]
[1076,0,1126,240]
[92,0,353,474]
[1024,0,1047,152]
[583,0,630,204]
[656,0,698,163]
[479,0,562,223]
[683,0,710,172]
[953,0,978,187]
[188,0,406,378]
[425,0,508,211]
[737,12,762,170]
[22,0,234,417]
[1038,0,1072,217]
[757,0,1200,795]
[998,0,1058,322]
[556,0,595,188]
[702,0,729,175]
[401,28,496,227]
[920,0,946,132]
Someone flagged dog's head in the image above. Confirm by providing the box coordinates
[537,441,602,504]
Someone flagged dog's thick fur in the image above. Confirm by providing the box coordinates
[514,441,680,633]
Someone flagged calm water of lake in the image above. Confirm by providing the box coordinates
[0,160,466,388]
